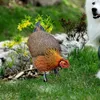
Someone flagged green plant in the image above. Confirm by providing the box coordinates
[17,15,54,33]
[17,15,32,31]
[0,66,4,77]
[3,34,27,48]
[34,15,53,33]
[60,13,87,35]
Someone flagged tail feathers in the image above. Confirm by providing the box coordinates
[33,22,45,32]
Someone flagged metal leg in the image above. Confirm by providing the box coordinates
[54,68,60,76]
[98,46,100,68]
[98,46,100,59]
[43,72,47,82]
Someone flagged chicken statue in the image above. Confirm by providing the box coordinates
[27,22,70,82]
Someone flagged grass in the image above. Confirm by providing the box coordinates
[0,1,97,100]
[0,47,100,100]
[0,2,81,41]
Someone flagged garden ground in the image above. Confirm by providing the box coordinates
[0,47,100,100]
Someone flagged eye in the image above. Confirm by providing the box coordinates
[92,2,95,5]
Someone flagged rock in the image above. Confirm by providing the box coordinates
[0,32,88,66]
[0,32,88,79]
[0,40,32,77]
[16,0,61,6]
[28,0,61,6]
[54,32,88,57]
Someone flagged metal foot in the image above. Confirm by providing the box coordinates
[54,68,60,76]
[98,46,100,68]
[98,46,100,60]
[43,72,47,82]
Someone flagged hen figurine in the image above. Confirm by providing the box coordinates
[27,22,70,81]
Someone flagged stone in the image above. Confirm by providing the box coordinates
[29,0,61,6]
[54,32,88,56]
[0,32,89,79]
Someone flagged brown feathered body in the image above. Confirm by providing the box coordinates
[34,49,69,72]
[27,31,61,57]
